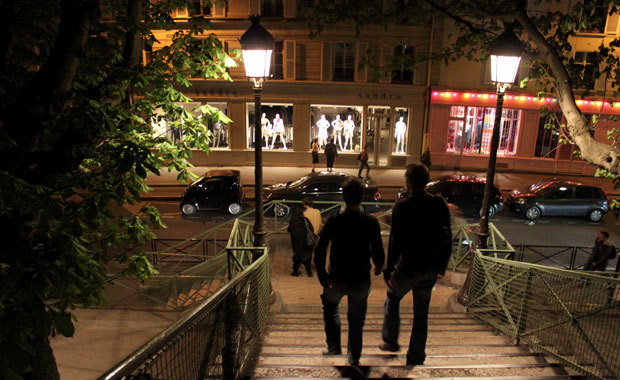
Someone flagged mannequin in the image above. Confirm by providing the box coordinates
[272,113,286,149]
[343,115,356,151]
[213,120,222,147]
[316,114,330,149]
[331,115,344,150]
[395,116,407,154]
[261,112,273,148]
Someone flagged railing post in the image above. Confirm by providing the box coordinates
[515,269,534,344]
[222,291,236,380]
[569,246,576,270]
[172,275,179,311]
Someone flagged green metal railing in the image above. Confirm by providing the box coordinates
[98,220,271,380]
[468,251,620,380]
[447,222,514,272]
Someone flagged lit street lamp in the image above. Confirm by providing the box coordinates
[240,16,274,248]
[458,26,523,305]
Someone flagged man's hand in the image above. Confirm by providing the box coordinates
[437,273,445,280]
[319,276,332,289]
[372,266,382,276]
[384,278,393,288]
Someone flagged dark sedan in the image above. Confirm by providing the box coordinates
[180,169,245,216]
[506,178,609,222]
[263,171,381,217]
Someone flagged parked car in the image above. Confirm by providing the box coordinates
[398,175,504,218]
[506,178,609,222]
[263,171,381,217]
[180,169,244,216]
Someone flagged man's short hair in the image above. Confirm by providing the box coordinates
[405,163,430,190]
[600,230,610,239]
[342,178,364,205]
[302,197,313,207]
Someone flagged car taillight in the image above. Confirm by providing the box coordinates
[373,191,381,201]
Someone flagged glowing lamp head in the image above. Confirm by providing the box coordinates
[489,28,523,86]
[240,16,274,80]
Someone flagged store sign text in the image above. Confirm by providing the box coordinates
[358,92,401,100]
[195,88,239,97]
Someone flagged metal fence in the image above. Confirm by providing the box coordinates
[98,220,271,380]
[468,251,620,380]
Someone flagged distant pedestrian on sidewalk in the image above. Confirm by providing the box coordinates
[380,163,452,366]
[314,178,385,367]
[357,144,370,179]
[311,138,319,172]
[324,137,338,172]
[584,230,615,271]
[288,206,314,277]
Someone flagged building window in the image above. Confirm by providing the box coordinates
[535,112,561,158]
[189,0,212,16]
[247,103,293,150]
[310,105,363,152]
[333,42,355,82]
[446,105,521,156]
[272,41,283,79]
[573,51,598,89]
[261,0,283,18]
[391,45,413,84]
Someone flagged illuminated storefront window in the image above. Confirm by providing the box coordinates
[446,105,521,155]
[310,105,363,152]
[247,103,293,150]
[393,107,409,155]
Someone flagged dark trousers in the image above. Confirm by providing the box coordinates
[382,271,437,364]
[292,257,313,276]
[321,282,371,365]
[358,161,370,178]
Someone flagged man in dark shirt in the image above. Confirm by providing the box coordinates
[584,230,615,271]
[314,178,385,366]
[380,163,452,366]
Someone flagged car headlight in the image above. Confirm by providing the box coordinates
[516,198,527,204]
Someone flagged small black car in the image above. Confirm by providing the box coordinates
[180,169,244,216]
[263,171,381,217]
[506,178,609,222]
[399,175,504,218]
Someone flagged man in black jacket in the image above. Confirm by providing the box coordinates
[314,178,385,366]
[584,230,615,271]
[380,163,452,366]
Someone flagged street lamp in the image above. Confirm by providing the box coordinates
[458,27,523,305]
[240,16,274,248]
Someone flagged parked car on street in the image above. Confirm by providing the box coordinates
[263,171,381,217]
[506,178,609,222]
[180,169,244,216]
[398,175,504,218]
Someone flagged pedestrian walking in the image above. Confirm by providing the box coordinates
[302,197,322,237]
[311,138,319,172]
[380,163,452,366]
[314,178,385,367]
[324,137,338,172]
[288,206,314,277]
[584,230,615,271]
[357,144,370,179]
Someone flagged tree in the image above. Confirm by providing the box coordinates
[299,0,620,175]
[0,0,236,378]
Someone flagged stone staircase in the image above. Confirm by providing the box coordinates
[251,309,581,379]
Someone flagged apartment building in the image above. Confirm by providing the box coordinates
[151,0,620,174]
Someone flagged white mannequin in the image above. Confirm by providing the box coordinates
[395,116,407,154]
[316,114,330,149]
[343,115,356,151]
[331,115,344,150]
[261,112,272,148]
[272,113,286,149]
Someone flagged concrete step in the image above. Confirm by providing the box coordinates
[261,334,513,346]
[253,376,581,380]
[266,324,492,332]
[259,344,530,356]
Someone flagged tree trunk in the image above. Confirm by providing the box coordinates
[26,336,61,380]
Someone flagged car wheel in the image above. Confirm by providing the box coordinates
[274,203,290,218]
[588,209,603,222]
[524,206,541,221]
[480,206,496,218]
[228,202,242,215]
[181,203,197,216]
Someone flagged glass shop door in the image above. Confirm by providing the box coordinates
[365,106,391,166]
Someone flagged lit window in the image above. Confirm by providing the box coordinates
[333,42,355,82]
[392,45,413,84]
[189,0,211,16]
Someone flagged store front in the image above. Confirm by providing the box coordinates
[428,89,620,175]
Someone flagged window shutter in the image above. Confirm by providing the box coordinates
[250,0,260,14]
[213,2,226,17]
[379,44,391,83]
[605,7,619,34]
[322,42,333,81]
[284,41,296,80]
[356,42,368,82]
[284,0,296,18]
[414,46,427,85]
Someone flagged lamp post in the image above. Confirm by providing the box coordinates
[240,16,274,248]
[458,27,523,305]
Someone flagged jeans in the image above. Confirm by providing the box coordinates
[382,271,437,364]
[321,282,371,365]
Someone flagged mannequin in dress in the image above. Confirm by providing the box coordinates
[343,115,356,151]
[212,120,222,147]
[272,113,286,149]
[261,112,272,148]
[316,114,330,149]
[331,115,344,150]
[394,116,407,154]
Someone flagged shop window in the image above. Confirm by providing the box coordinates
[272,41,284,79]
[310,105,363,152]
[261,0,283,18]
[391,45,413,84]
[333,42,355,82]
[535,112,561,158]
[189,0,212,16]
[247,103,293,150]
[446,105,521,155]
[393,108,409,154]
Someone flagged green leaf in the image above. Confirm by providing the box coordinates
[52,312,75,338]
